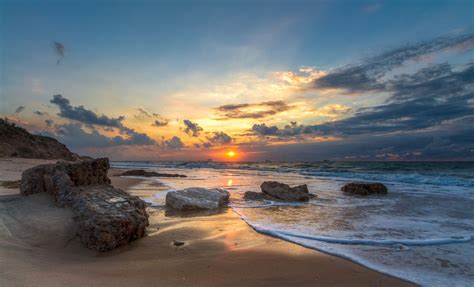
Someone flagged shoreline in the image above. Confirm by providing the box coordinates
[0,159,414,286]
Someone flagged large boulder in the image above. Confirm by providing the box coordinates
[260,181,311,202]
[20,158,149,251]
[72,185,148,252]
[166,188,230,210]
[341,182,388,195]
[21,158,111,206]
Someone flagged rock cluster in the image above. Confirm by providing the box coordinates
[341,182,388,195]
[244,181,313,202]
[119,169,186,178]
[20,158,149,251]
[166,187,230,210]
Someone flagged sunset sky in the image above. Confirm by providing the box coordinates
[1,0,473,161]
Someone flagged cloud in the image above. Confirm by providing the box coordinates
[15,106,25,113]
[315,104,351,118]
[50,95,156,145]
[215,101,293,120]
[152,119,169,127]
[183,119,203,137]
[201,131,233,147]
[50,123,154,149]
[34,111,48,116]
[163,136,185,149]
[314,32,474,93]
[53,42,65,65]
[45,119,54,127]
[50,95,125,128]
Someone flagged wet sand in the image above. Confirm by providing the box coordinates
[0,158,415,286]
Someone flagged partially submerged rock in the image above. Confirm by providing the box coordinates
[341,182,388,195]
[119,169,186,178]
[260,181,311,202]
[166,187,230,210]
[20,158,149,251]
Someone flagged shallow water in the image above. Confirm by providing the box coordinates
[113,161,474,286]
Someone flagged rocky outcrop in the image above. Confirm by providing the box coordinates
[166,188,230,210]
[72,185,148,251]
[0,118,80,160]
[20,158,149,251]
[20,158,110,206]
[119,169,186,178]
[341,182,388,195]
[260,181,311,202]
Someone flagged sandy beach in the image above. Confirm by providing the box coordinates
[0,158,414,286]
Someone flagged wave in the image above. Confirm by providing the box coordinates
[112,161,474,188]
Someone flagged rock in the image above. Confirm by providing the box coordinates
[0,180,21,189]
[341,182,388,195]
[243,191,275,201]
[72,185,148,252]
[260,181,311,202]
[172,240,185,246]
[20,158,149,251]
[21,158,111,206]
[166,187,230,210]
[119,169,186,178]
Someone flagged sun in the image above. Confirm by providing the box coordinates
[226,150,236,158]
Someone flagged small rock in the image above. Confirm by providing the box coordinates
[173,240,185,246]
[260,181,311,202]
[341,182,388,195]
[119,169,186,178]
[166,187,230,210]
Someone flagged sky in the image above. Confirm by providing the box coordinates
[1,0,473,161]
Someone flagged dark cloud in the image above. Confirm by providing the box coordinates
[183,119,203,137]
[15,106,25,113]
[50,95,125,128]
[152,119,169,127]
[49,123,154,149]
[50,95,155,145]
[215,101,293,120]
[163,136,185,149]
[208,131,232,144]
[34,111,48,116]
[314,33,474,93]
[53,42,65,65]
[45,119,54,127]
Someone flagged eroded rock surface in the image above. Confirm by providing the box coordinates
[72,185,148,251]
[260,181,311,202]
[166,187,230,210]
[341,182,388,195]
[20,158,149,251]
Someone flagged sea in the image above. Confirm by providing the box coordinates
[111,161,474,286]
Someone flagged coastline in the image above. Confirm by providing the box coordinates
[0,159,414,286]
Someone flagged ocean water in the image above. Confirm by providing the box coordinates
[112,161,474,286]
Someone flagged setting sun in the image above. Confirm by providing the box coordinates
[226,151,236,158]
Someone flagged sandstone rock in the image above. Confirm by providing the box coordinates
[20,158,149,251]
[166,188,230,210]
[72,185,148,252]
[119,169,186,178]
[21,158,110,206]
[260,181,311,202]
[341,182,388,195]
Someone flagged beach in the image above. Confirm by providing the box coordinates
[0,158,413,286]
